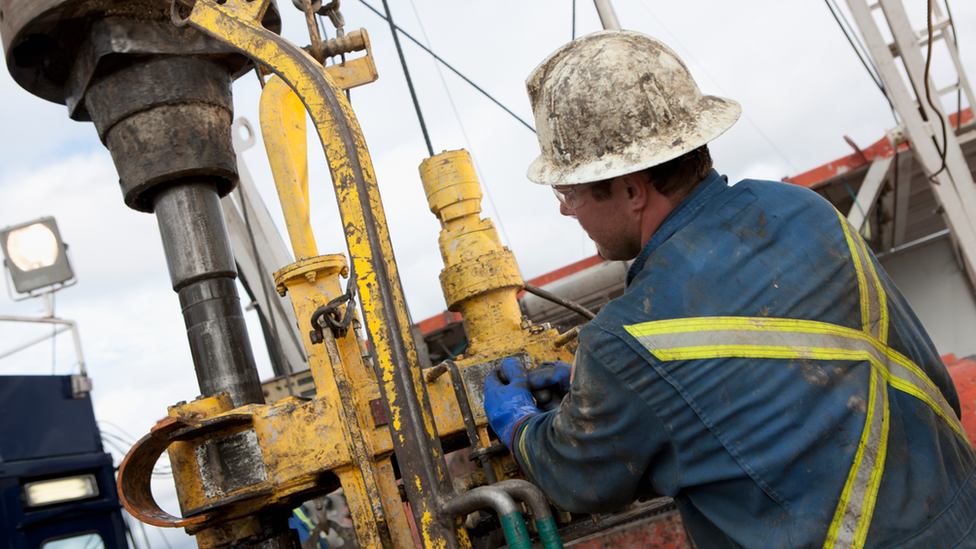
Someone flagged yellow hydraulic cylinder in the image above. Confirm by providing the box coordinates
[419,150,577,491]
[420,150,525,357]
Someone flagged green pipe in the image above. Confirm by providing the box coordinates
[535,516,564,549]
[500,511,533,549]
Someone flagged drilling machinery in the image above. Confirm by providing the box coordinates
[1,1,674,548]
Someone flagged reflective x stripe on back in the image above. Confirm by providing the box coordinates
[623,210,965,549]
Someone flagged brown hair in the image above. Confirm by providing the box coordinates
[588,145,712,202]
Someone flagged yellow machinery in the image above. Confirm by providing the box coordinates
[103,1,577,548]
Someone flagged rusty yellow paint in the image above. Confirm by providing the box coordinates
[420,151,528,355]
[273,252,413,546]
[419,150,577,487]
[323,29,379,90]
[260,75,315,260]
[150,5,576,549]
[422,511,448,549]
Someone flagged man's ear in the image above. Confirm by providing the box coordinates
[619,172,650,210]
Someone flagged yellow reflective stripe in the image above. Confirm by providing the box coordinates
[624,318,966,442]
[836,209,889,343]
[859,234,889,344]
[823,368,889,549]
[517,423,537,480]
[837,209,873,337]
[858,376,889,549]
[294,507,315,530]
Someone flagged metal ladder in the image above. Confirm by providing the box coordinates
[846,0,976,289]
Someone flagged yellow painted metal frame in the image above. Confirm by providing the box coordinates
[174,0,460,546]
[118,3,578,548]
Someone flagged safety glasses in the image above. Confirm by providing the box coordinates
[552,184,590,210]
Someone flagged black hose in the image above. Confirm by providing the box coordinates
[522,282,596,320]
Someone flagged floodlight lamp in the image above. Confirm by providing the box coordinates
[23,474,99,507]
[7,223,59,271]
[0,217,74,295]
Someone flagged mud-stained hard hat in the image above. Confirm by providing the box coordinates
[525,30,741,186]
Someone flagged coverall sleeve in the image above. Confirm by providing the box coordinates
[512,327,673,513]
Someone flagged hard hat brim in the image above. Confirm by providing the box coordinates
[526,95,741,186]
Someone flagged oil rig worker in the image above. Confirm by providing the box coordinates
[483,30,976,548]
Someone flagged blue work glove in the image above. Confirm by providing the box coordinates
[528,361,572,411]
[483,357,543,449]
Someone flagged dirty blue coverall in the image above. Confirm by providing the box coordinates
[512,170,976,548]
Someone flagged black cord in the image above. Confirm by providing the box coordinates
[923,0,949,182]
[378,0,433,156]
[522,282,596,320]
[572,0,577,40]
[358,0,536,134]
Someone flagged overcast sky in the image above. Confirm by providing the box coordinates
[1,0,974,547]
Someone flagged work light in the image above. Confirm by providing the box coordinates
[23,474,99,507]
[0,217,74,294]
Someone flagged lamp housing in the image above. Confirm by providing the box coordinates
[0,217,75,294]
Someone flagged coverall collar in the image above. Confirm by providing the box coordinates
[626,169,728,286]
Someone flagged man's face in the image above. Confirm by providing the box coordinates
[554,178,644,261]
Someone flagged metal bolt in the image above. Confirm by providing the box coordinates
[305,272,317,283]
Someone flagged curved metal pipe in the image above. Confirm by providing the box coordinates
[441,486,518,518]
[495,480,564,549]
[441,486,534,549]
[493,480,552,521]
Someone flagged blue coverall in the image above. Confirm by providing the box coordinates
[513,170,976,548]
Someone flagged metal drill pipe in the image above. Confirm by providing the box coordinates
[154,181,265,407]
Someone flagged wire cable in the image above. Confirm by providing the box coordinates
[403,0,513,247]
[98,420,140,443]
[123,515,141,549]
[358,0,536,134]
[378,0,433,156]
[923,0,950,182]
[522,282,596,320]
[156,530,175,549]
[572,0,577,40]
[823,0,898,122]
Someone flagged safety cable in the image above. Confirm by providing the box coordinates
[404,0,513,247]
[823,0,898,122]
[522,282,596,320]
[358,0,537,134]
[572,0,577,40]
[923,0,950,183]
[377,0,433,156]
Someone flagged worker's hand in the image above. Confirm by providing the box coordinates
[528,361,572,411]
[483,357,542,449]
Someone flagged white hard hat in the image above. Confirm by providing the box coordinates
[526,30,741,186]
